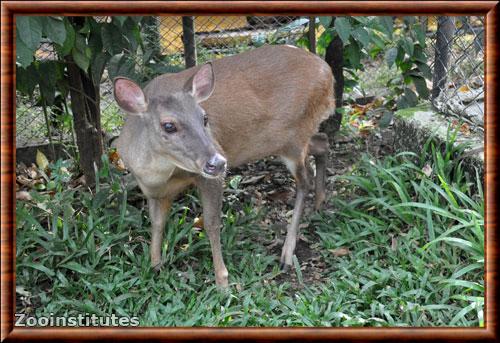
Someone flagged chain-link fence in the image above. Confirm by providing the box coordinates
[15,15,485,153]
[428,16,484,129]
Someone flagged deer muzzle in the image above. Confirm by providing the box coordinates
[202,153,227,178]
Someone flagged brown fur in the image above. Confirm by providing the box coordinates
[114,45,335,287]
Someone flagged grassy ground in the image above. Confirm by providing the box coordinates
[16,125,484,327]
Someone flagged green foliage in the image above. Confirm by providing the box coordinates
[307,16,430,109]
[313,128,483,326]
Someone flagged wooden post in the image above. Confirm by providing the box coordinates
[308,16,316,54]
[182,16,197,68]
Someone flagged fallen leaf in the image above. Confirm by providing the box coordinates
[329,247,350,257]
[16,191,32,201]
[241,174,266,185]
[267,190,291,202]
[458,85,470,92]
[36,150,49,171]
[193,216,204,229]
[460,123,471,136]
[391,235,398,251]
[422,164,433,177]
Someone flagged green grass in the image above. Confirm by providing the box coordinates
[16,132,484,327]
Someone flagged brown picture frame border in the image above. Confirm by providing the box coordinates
[1,1,498,341]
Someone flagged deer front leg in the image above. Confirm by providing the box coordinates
[148,197,172,270]
[197,177,229,288]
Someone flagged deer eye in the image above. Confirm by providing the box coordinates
[162,122,177,133]
[203,114,209,126]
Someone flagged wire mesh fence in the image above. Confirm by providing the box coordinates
[15,15,485,151]
[428,16,484,129]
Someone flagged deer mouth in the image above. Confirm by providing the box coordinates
[201,153,227,178]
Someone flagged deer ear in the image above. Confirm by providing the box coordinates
[113,77,148,115]
[187,63,215,103]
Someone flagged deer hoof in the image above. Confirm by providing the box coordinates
[152,261,164,272]
[279,262,291,272]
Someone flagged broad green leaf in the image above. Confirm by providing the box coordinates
[378,111,394,129]
[74,33,88,54]
[378,16,393,39]
[334,17,352,45]
[102,23,126,55]
[411,75,429,99]
[416,62,432,80]
[16,16,43,50]
[352,27,370,48]
[91,52,109,86]
[107,53,124,80]
[318,16,332,28]
[72,47,90,72]
[113,16,128,27]
[44,16,66,45]
[345,42,361,68]
[16,64,38,95]
[404,87,418,106]
[59,18,75,56]
[16,35,34,68]
[403,16,416,26]
[38,61,58,105]
[385,47,398,68]
[415,25,426,46]
[412,45,427,63]
[402,38,414,57]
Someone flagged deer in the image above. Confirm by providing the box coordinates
[113,44,335,288]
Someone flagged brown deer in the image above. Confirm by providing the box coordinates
[113,45,334,287]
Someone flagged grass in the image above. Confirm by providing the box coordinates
[16,130,484,327]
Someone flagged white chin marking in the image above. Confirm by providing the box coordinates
[201,171,220,179]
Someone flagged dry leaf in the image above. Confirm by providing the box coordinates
[16,191,32,201]
[422,164,433,177]
[36,150,49,171]
[329,247,350,257]
[241,174,266,185]
[391,235,398,251]
[193,216,204,229]
[458,85,470,92]
[460,123,471,136]
[109,150,126,171]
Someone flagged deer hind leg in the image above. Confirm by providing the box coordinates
[280,153,310,271]
[308,133,329,210]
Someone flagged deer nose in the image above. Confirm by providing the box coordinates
[203,153,227,177]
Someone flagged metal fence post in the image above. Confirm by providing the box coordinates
[182,16,197,68]
[431,16,456,101]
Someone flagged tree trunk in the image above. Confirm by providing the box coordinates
[182,16,197,68]
[432,16,456,101]
[66,56,103,186]
[321,16,345,140]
